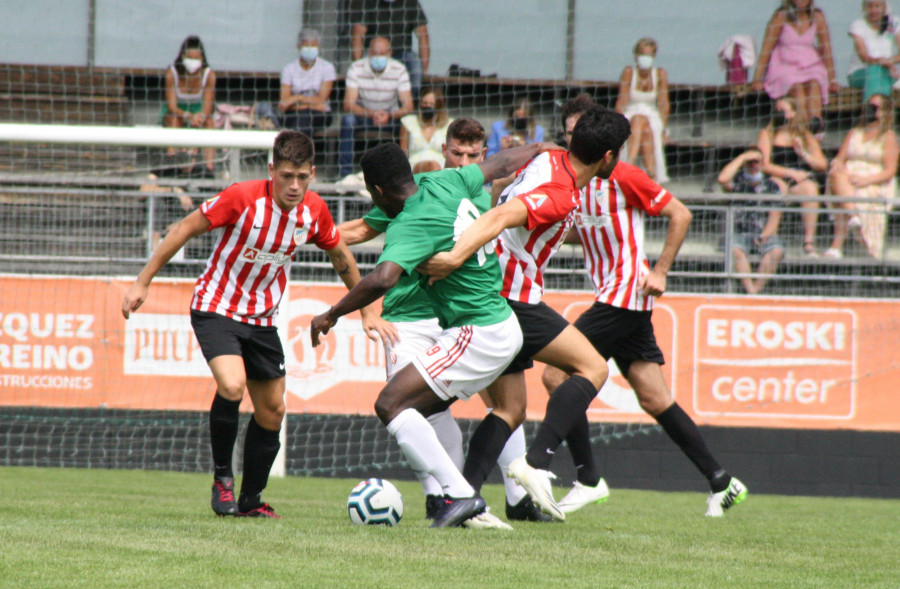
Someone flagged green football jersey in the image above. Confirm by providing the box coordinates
[378,165,510,328]
[363,179,436,323]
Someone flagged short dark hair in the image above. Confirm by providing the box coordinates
[447,117,485,146]
[568,106,631,165]
[560,93,596,128]
[360,142,414,192]
[272,130,315,168]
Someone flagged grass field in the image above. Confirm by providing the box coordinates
[1,466,898,589]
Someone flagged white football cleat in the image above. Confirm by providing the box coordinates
[506,456,564,521]
[462,509,514,530]
[705,477,748,517]
[558,478,610,514]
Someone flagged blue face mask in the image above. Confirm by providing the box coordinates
[299,46,319,63]
[369,56,388,72]
[744,169,764,183]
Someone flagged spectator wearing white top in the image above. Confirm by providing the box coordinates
[255,29,337,137]
[847,0,900,101]
[339,36,413,178]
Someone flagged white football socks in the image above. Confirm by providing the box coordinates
[498,424,528,505]
[417,407,465,497]
[387,408,475,498]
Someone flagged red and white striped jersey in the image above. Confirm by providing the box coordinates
[191,180,340,325]
[575,162,672,311]
[496,150,580,304]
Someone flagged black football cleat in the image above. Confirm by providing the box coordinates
[211,476,239,516]
[237,502,281,519]
[506,495,555,522]
[430,495,486,528]
[425,494,447,520]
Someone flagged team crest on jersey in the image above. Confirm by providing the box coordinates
[524,194,547,210]
[293,227,309,245]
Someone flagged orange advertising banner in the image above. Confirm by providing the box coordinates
[1,276,898,432]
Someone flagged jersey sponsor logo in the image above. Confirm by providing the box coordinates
[240,246,291,266]
[576,212,611,228]
[524,194,548,210]
[293,227,309,245]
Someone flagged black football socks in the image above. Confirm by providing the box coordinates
[238,415,282,510]
[462,413,512,492]
[209,392,241,479]
[526,374,597,470]
[655,402,729,491]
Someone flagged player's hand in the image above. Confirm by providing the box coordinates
[417,251,459,284]
[122,283,149,319]
[310,310,336,348]
[639,269,667,298]
[361,308,399,346]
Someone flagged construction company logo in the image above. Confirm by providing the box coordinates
[560,301,677,416]
[523,193,548,211]
[0,311,97,390]
[284,298,385,401]
[692,305,856,420]
[123,313,208,376]
[240,246,291,266]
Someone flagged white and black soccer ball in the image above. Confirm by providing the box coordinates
[347,478,403,526]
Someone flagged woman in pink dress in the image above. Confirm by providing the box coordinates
[752,0,840,137]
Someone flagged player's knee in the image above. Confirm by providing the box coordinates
[374,393,400,425]
[582,358,609,391]
[637,389,673,416]
[541,366,567,394]
[216,380,246,401]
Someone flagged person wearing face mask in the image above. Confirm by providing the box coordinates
[340,36,414,178]
[757,96,828,256]
[160,35,217,178]
[398,86,452,173]
[824,93,898,259]
[718,148,787,294]
[486,97,545,157]
[847,0,900,102]
[615,37,670,183]
[259,29,336,138]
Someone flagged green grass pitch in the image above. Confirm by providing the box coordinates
[1,466,898,588]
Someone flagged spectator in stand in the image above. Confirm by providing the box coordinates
[486,97,545,158]
[615,37,670,183]
[255,29,336,138]
[339,36,414,178]
[399,86,452,173]
[847,0,900,102]
[757,96,828,256]
[751,0,840,138]
[160,35,217,178]
[349,0,429,96]
[718,148,788,294]
[823,92,898,259]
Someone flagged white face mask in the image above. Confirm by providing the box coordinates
[299,46,319,63]
[744,169,764,183]
[636,55,654,70]
[183,58,202,74]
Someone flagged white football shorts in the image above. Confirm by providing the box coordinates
[383,317,443,380]
[412,313,523,401]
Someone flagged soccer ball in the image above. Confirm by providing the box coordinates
[347,478,404,526]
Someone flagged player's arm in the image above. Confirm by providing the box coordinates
[325,238,398,345]
[640,197,691,298]
[337,218,381,245]
[122,209,210,319]
[477,142,552,185]
[310,261,404,347]
[418,199,529,281]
